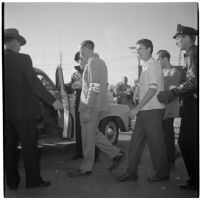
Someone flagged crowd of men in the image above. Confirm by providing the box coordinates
[3,23,198,192]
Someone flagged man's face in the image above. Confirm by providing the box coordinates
[79,45,89,60]
[79,57,87,70]
[13,39,21,53]
[155,54,165,68]
[176,35,189,50]
[136,43,151,61]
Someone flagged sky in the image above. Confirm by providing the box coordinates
[3,2,198,86]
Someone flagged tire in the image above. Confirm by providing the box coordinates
[99,118,119,145]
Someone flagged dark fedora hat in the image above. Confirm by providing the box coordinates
[173,24,198,39]
[4,28,26,46]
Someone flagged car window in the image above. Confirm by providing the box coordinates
[36,74,55,91]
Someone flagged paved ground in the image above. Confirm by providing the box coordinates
[4,132,199,198]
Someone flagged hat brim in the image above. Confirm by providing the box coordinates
[173,33,179,39]
[5,33,26,46]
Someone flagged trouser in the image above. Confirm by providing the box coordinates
[74,103,83,156]
[4,119,41,187]
[74,102,99,158]
[163,118,175,164]
[80,111,120,171]
[178,96,198,186]
[127,109,169,177]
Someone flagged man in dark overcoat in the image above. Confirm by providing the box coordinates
[157,24,198,191]
[3,28,63,190]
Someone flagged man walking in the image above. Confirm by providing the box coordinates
[68,40,124,177]
[156,50,180,170]
[117,39,169,182]
[157,24,198,190]
[4,28,63,189]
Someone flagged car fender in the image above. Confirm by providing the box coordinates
[98,104,130,132]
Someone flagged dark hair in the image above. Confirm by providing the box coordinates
[81,40,95,50]
[74,51,80,62]
[156,50,171,60]
[136,39,153,54]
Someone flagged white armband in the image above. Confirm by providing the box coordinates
[89,83,100,93]
[149,83,157,89]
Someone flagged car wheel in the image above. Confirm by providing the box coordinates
[99,118,119,145]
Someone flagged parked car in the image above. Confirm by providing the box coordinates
[34,67,130,145]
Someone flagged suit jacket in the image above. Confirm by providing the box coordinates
[4,49,55,119]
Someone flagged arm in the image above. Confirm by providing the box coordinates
[172,52,197,96]
[130,62,159,118]
[130,88,156,118]
[21,54,61,108]
[85,59,101,109]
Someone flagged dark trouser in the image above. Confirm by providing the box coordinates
[178,96,198,187]
[163,118,175,165]
[127,109,169,177]
[74,104,83,157]
[4,119,41,187]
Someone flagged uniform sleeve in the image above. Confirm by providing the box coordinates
[86,59,101,109]
[148,63,158,90]
[22,54,56,105]
[172,52,197,96]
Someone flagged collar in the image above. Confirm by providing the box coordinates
[184,45,196,57]
[142,57,155,70]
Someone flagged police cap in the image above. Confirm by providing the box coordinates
[173,24,198,39]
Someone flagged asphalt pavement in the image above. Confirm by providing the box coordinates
[4,132,199,198]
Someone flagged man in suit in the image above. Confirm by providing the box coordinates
[4,28,63,190]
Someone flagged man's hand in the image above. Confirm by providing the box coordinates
[52,99,64,110]
[81,109,91,123]
[129,107,140,119]
[157,90,176,104]
[72,80,82,89]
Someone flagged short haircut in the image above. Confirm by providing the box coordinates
[156,50,171,60]
[136,39,153,54]
[81,40,95,50]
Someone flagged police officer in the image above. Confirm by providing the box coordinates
[157,24,198,191]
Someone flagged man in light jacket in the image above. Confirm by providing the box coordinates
[68,40,124,177]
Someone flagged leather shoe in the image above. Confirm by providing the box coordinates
[68,169,92,177]
[179,183,198,191]
[26,180,51,189]
[109,151,125,171]
[117,172,138,182]
[147,175,169,182]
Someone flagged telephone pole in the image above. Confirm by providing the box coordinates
[129,46,142,79]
